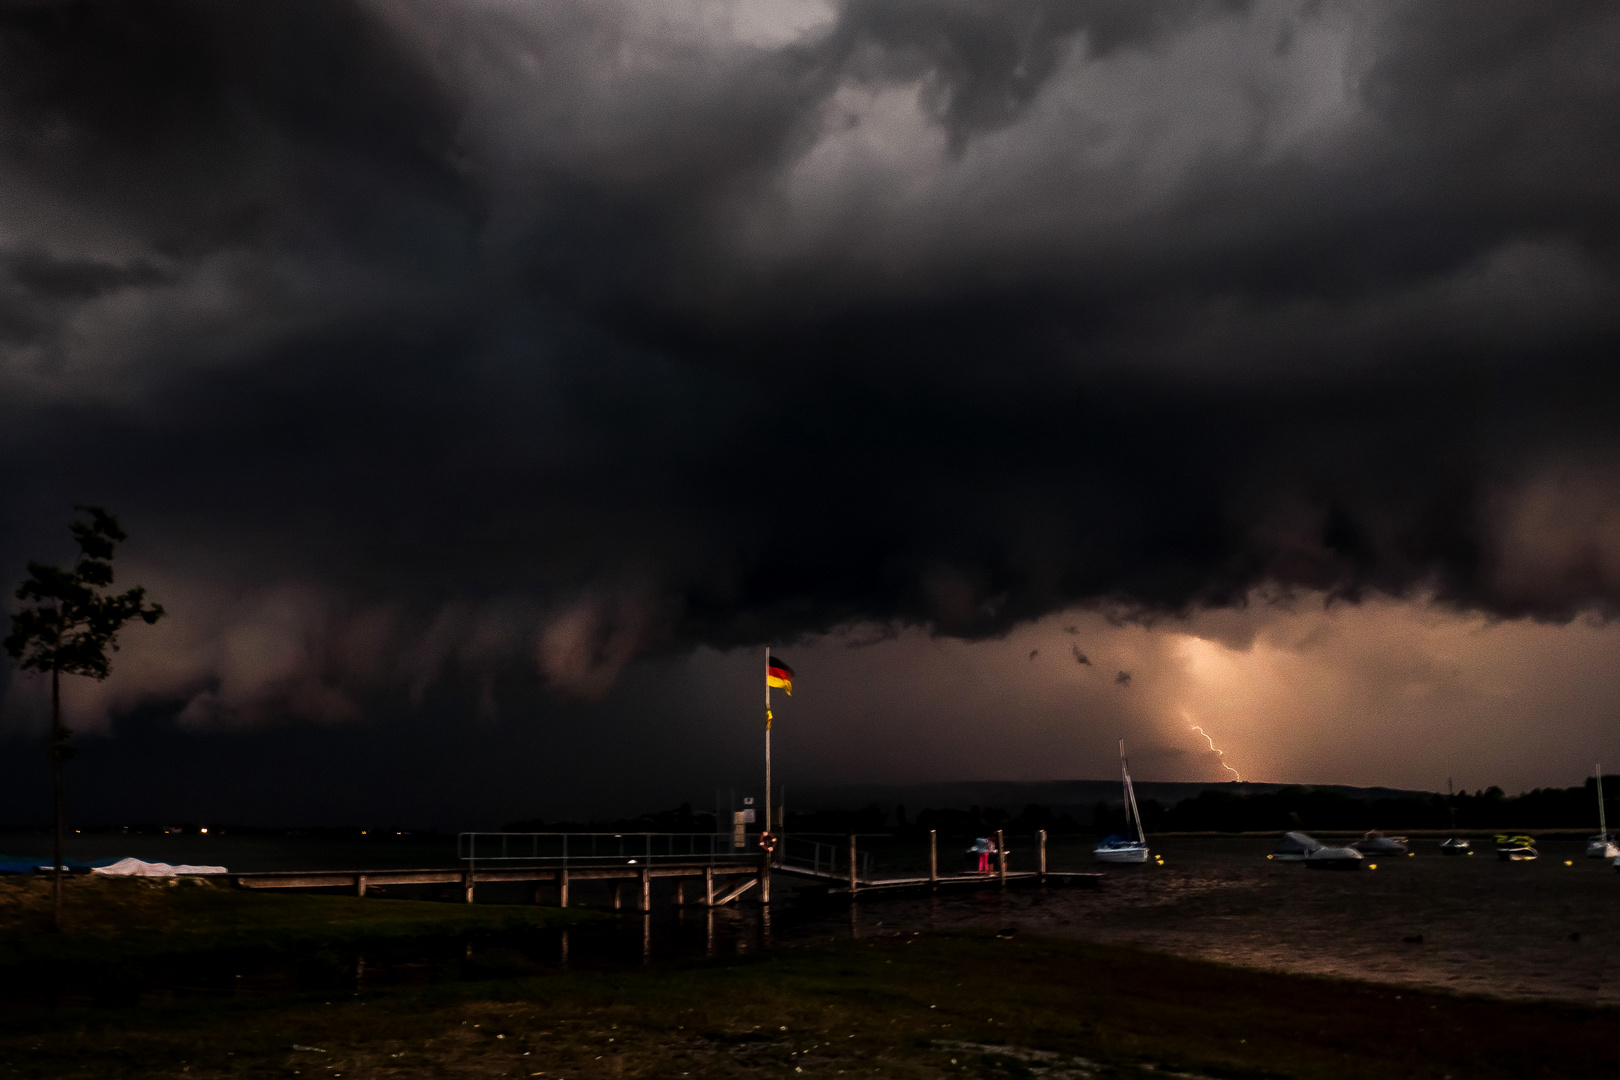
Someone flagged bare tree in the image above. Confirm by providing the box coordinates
[4,507,164,931]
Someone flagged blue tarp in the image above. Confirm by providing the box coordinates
[0,856,124,874]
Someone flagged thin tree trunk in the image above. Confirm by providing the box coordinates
[51,661,63,933]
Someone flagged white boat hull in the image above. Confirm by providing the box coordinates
[1094,845,1150,864]
[1586,838,1619,859]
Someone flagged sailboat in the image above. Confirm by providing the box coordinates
[1439,777,1470,855]
[1586,764,1618,859]
[1094,739,1150,864]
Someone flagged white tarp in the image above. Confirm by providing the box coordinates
[90,857,228,877]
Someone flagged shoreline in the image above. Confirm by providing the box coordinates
[4,879,1620,1077]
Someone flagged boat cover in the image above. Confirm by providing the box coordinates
[1274,831,1323,855]
[90,858,228,877]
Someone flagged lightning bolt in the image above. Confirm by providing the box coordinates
[1191,724,1242,781]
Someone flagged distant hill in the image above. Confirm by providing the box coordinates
[785,779,1432,819]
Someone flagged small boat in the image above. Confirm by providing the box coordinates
[1305,845,1365,870]
[1586,764,1618,859]
[1094,739,1150,864]
[1353,831,1409,855]
[1271,831,1323,861]
[1438,837,1471,856]
[1494,834,1538,861]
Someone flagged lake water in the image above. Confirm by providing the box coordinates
[4,832,1618,1007]
[811,836,1620,1008]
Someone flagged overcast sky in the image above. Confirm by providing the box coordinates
[4,1,1620,827]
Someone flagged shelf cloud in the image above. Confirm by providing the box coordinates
[2,1,1620,796]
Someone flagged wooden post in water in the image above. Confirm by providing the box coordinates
[463,869,475,905]
[558,868,570,909]
[1038,829,1047,882]
[929,829,938,887]
[996,829,1007,887]
[639,867,651,913]
[760,854,772,905]
[612,881,623,911]
[848,833,859,898]
[704,866,715,907]
[674,879,685,906]
[355,874,367,898]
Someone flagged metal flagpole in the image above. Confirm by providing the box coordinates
[765,646,772,836]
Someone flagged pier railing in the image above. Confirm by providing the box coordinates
[776,836,873,880]
[457,831,761,868]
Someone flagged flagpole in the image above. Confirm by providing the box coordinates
[764,645,772,836]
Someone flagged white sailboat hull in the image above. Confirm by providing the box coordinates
[1586,837,1619,859]
[1094,845,1150,864]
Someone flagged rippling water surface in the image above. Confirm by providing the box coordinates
[791,836,1620,1006]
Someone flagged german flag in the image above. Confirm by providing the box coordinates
[766,657,794,695]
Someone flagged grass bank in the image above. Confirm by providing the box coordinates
[0,875,597,968]
[2,881,1617,1079]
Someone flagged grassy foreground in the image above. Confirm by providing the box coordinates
[0,875,595,967]
[3,881,1619,1079]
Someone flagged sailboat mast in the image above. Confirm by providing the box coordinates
[1599,764,1608,838]
[1120,738,1146,845]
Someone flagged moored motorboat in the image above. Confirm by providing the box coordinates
[1271,831,1323,861]
[1494,834,1538,861]
[1305,845,1365,870]
[1353,830,1409,855]
[1094,739,1150,864]
[1438,837,1471,856]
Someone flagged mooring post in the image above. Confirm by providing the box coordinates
[704,866,715,907]
[997,829,1007,887]
[1038,829,1048,881]
[463,869,475,905]
[639,867,651,913]
[848,833,859,898]
[558,868,570,908]
[929,829,938,886]
[355,874,367,898]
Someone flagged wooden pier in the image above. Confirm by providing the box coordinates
[230,863,763,911]
[228,828,1103,908]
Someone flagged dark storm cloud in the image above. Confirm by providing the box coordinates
[3,0,1620,726]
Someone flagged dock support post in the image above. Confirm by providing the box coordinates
[704,866,715,907]
[929,829,938,887]
[997,829,1007,887]
[613,881,623,911]
[355,874,367,898]
[848,834,859,898]
[463,870,475,905]
[1038,829,1047,882]
[639,867,651,913]
[558,868,569,908]
[674,879,685,906]
[760,855,772,905]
